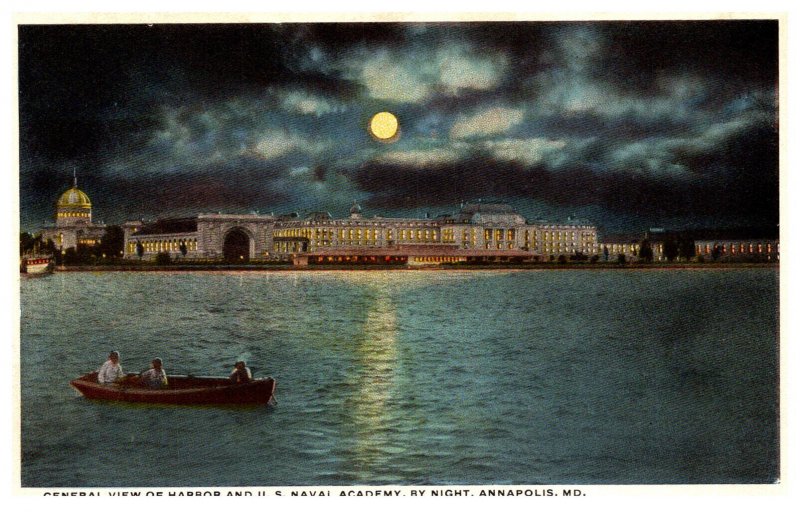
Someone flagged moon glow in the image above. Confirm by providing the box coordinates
[369,111,400,142]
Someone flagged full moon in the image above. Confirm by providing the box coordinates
[369,111,399,142]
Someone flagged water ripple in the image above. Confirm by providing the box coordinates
[19,269,779,486]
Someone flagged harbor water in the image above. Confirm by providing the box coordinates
[19,268,779,486]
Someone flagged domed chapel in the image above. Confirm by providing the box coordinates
[39,173,107,252]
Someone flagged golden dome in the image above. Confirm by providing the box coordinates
[57,186,92,208]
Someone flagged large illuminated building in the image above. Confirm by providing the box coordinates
[39,175,107,253]
[122,201,599,265]
[34,180,778,265]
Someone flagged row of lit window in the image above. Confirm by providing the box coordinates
[358,228,380,240]
[538,244,599,254]
[484,242,515,250]
[275,228,314,239]
[601,244,638,253]
[275,241,299,253]
[288,220,436,227]
[399,229,438,242]
[697,243,775,255]
[543,231,578,241]
[57,212,90,218]
[411,256,466,263]
[276,227,452,243]
[321,240,377,248]
[276,228,337,240]
[275,225,594,245]
[128,239,198,253]
[543,241,575,249]
[483,229,516,241]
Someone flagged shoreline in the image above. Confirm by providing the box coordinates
[48,262,779,272]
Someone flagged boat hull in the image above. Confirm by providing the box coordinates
[21,257,54,275]
[70,372,276,405]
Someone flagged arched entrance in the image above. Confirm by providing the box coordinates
[223,228,251,262]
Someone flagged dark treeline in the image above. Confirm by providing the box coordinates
[20,225,124,265]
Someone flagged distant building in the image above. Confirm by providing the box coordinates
[695,239,779,262]
[122,213,275,262]
[598,236,647,262]
[123,201,599,265]
[598,229,780,263]
[34,178,778,266]
[39,175,106,253]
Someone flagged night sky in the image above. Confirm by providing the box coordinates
[18,20,779,234]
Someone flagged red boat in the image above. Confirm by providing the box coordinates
[70,372,276,406]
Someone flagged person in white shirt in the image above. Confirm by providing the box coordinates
[229,360,252,384]
[97,351,124,384]
[140,358,168,389]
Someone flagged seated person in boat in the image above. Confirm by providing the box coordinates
[97,351,125,384]
[139,358,168,389]
[229,360,252,384]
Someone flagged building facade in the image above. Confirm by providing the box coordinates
[33,181,778,266]
[123,201,599,265]
[597,237,647,262]
[695,239,779,262]
[122,213,277,262]
[39,176,107,253]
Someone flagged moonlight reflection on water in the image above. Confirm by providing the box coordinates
[20,269,778,486]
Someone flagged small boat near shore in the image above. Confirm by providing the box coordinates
[20,254,54,276]
[70,372,276,406]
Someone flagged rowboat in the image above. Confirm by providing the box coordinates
[70,372,276,406]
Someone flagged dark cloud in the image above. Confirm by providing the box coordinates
[19,20,779,234]
[594,21,778,95]
[279,23,409,50]
[353,131,777,229]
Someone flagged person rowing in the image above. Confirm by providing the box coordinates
[139,358,168,389]
[229,360,252,384]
